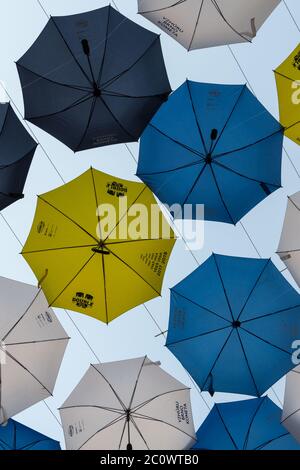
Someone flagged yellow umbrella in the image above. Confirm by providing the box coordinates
[275,43,300,145]
[22,168,176,323]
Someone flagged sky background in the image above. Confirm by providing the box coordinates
[0,0,300,448]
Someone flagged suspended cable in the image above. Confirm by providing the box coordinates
[283,0,300,33]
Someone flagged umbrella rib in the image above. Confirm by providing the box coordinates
[50,17,93,86]
[16,63,92,93]
[90,167,102,240]
[240,326,292,356]
[105,237,175,246]
[131,388,190,415]
[103,186,146,242]
[213,160,281,189]
[19,438,53,450]
[5,337,69,347]
[209,165,235,224]
[99,96,136,140]
[243,396,267,449]
[118,418,128,450]
[236,329,260,396]
[27,93,93,121]
[281,406,300,424]
[137,158,204,177]
[274,70,297,83]
[101,252,109,324]
[131,412,197,442]
[100,35,161,90]
[37,196,99,243]
[171,289,232,323]
[236,259,271,322]
[0,144,37,171]
[90,364,127,411]
[213,128,284,160]
[187,0,205,51]
[48,252,96,307]
[215,404,239,450]
[129,416,150,450]
[240,305,300,325]
[186,80,208,154]
[128,356,147,410]
[277,249,300,254]
[138,0,187,14]
[77,414,126,450]
[180,163,207,209]
[59,404,124,414]
[107,249,161,297]
[254,432,291,450]
[166,325,232,347]
[212,253,234,320]
[147,123,205,158]
[102,90,168,100]
[211,0,253,43]
[288,195,300,213]
[22,244,97,255]
[3,349,52,396]
[96,6,111,87]
[75,97,97,151]
[211,85,247,154]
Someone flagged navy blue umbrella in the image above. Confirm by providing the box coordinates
[0,419,60,450]
[0,103,37,211]
[193,397,300,450]
[17,5,171,152]
[137,81,283,224]
[166,254,300,396]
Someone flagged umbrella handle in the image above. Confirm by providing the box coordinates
[38,268,49,288]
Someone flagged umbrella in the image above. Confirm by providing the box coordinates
[282,365,300,443]
[275,43,300,146]
[0,419,61,450]
[137,81,283,224]
[0,276,69,424]
[59,356,196,450]
[193,397,300,450]
[16,5,171,152]
[138,0,280,51]
[166,254,300,396]
[0,103,37,211]
[21,168,175,323]
[277,191,300,288]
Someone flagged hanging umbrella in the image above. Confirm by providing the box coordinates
[0,276,69,424]
[274,43,300,146]
[166,254,300,396]
[0,103,37,211]
[138,0,280,51]
[277,191,300,288]
[193,397,300,450]
[21,168,175,323]
[0,419,61,450]
[137,81,283,224]
[282,365,300,443]
[59,356,196,450]
[16,5,171,152]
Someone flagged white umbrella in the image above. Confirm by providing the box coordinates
[138,0,281,50]
[278,191,300,288]
[0,276,69,424]
[59,356,196,450]
[282,365,300,443]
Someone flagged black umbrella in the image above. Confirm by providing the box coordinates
[16,5,171,152]
[0,103,37,211]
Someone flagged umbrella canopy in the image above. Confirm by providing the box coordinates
[0,276,69,424]
[138,0,280,51]
[166,254,300,396]
[16,5,171,152]
[277,191,300,288]
[137,81,283,224]
[59,356,196,450]
[282,365,300,443]
[0,103,37,211]
[193,397,300,450]
[21,168,175,323]
[275,43,300,146]
[0,419,61,450]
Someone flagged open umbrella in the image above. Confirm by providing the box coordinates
[282,365,300,443]
[0,276,69,424]
[277,191,300,288]
[0,419,61,450]
[166,254,300,396]
[137,81,283,224]
[22,168,175,323]
[193,397,300,450]
[138,0,281,51]
[0,103,37,210]
[275,43,300,146]
[59,356,196,450]
[16,5,171,152]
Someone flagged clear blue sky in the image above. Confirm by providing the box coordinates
[0,0,299,447]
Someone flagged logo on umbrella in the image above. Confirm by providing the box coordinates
[106,182,128,198]
[72,292,94,309]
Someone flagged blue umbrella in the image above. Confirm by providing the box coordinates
[166,254,300,396]
[193,397,300,450]
[137,81,283,224]
[0,419,61,450]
